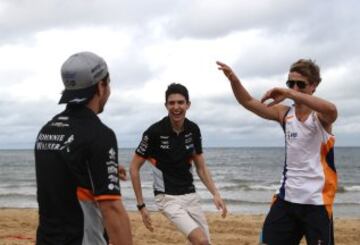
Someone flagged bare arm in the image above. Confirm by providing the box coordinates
[217,61,287,123]
[130,154,146,205]
[288,89,337,127]
[129,154,154,231]
[98,200,133,245]
[193,154,227,218]
[261,87,337,131]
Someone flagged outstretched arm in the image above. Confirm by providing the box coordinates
[193,154,227,218]
[130,154,154,231]
[217,61,287,123]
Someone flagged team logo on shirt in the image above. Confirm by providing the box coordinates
[59,134,74,152]
[108,148,116,160]
[286,131,298,141]
[184,133,194,150]
[137,135,150,154]
[36,133,76,152]
[50,122,69,127]
[108,175,119,183]
[106,160,117,166]
[108,183,120,191]
[107,166,118,174]
[160,135,170,149]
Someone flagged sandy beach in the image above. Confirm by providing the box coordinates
[0,208,359,245]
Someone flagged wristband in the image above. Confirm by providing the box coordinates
[137,203,146,211]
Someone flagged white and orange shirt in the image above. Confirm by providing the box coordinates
[277,105,337,210]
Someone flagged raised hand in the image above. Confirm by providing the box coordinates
[216,61,234,78]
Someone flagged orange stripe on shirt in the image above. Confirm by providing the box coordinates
[77,187,95,201]
[148,157,157,166]
[135,153,157,166]
[95,195,121,201]
[77,187,121,202]
[320,137,337,216]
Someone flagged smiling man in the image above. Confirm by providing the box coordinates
[130,83,227,245]
[217,59,338,245]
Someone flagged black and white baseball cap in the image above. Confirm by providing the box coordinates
[59,51,109,104]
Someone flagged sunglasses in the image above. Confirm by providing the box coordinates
[286,80,309,89]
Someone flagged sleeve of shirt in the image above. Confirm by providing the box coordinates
[193,124,203,154]
[87,128,121,200]
[135,127,155,158]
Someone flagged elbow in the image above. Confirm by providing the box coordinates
[328,104,338,122]
[129,162,137,177]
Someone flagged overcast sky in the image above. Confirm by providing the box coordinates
[0,0,359,149]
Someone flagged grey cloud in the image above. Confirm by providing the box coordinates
[102,97,165,147]
[165,0,309,39]
[0,69,35,88]
[164,0,360,80]
[0,99,59,148]
[0,1,359,148]
[165,1,359,42]
[0,0,174,43]
[109,51,157,89]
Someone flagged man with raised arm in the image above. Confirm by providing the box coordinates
[217,59,337,245]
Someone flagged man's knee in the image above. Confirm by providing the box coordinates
[190,237,209,245]
[188,227,209,245]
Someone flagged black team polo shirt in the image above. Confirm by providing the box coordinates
[34,105,121,245]
[135,116,203,196]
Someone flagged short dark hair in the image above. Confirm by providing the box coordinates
[81,73,110,105]
[290,59,321,86]
[165,83,189,103]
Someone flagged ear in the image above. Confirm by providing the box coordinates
[311,84,316,94]
[96,81,106,96]
[186,101,191,109]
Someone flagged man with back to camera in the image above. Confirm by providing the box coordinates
[34,51,132,245]
[130,83,227,245]
[217,59,337,244]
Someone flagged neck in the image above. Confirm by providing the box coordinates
[295,103,311,114]
[86,99,100,114]
[170,119,184,134]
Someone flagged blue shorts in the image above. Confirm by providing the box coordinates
[260,196,334,245]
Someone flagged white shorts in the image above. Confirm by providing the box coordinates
[155,193,210,240]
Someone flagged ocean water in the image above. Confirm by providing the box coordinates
[0,147,359,218]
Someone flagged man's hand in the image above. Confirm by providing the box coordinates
[140,207,154,232]
[216,61,234,78]
[213,193,227,218]
[261,87,290,107]
[118,165,127,181]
